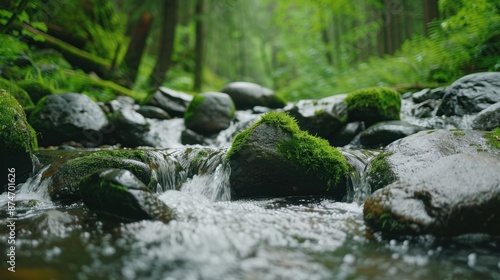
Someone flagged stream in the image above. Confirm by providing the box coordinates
[1,144,499,280]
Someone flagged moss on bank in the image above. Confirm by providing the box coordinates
[484,127,500,149]
[227,112,349,189]
[366,152,396,192]
[0,78,35,109]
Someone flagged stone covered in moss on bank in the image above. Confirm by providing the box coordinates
[226,112,349,199]
[0,90,37,187]
[47,149,153,202]
[484,127,500,150]
[79,169,173,223]
[0,78,35,109]
[345,87,401,126]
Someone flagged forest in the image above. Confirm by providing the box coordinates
[1,0,499,102]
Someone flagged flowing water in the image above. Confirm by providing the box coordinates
[1,147,499,280]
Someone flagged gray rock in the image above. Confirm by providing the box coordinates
[364,153,500,236]
[137,105,171,120]
[146,87,193,117]
[410,99,440,118]
[110,109,149,147]
[411,87,445,103]
[471,102,500,131]
[329,122,364,147]
[29,93,109,146]
[365,129,500,192]
[79,169,173,223]
[359,121,426,148]
[285,94,348,141]
[221,82,286,110]
[437,72,500,116]
[184,92,235,136]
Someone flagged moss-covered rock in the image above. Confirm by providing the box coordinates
[79,169,173,223]
[0,78,35,109]
[364,153,500,237]
[364,152,396,193]
[345,87,401,126]
[17,80,55,104]
[0,90,37,188]
[226,112,349,199]
[47,149,153,202]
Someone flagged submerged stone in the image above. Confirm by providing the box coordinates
[364,153,500,237]
[226,112,349,199]
[79,169,173,223]
[345,87,401,126]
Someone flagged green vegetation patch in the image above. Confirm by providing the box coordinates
[0,78,35,109]
[227,112,348,189]
[184,94,207,122]
[17,79,55,104]
[484,127,500,149]
[345,87,401,125]
[366,152,397,192]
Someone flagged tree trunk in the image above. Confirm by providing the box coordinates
[149,0,178,89]
[423,0,439,36]
[119,12,153,87]
[193,0,206,91]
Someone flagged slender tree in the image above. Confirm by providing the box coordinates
[149,0,178,89]
[193,0,206,91]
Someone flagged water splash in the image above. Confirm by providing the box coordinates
[339,148,378,203]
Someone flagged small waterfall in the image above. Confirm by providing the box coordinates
[339,148,378,203]
[147,150,185,192]
[180,162,231,201]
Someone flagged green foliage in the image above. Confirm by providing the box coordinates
[0,78,34,109]
[17,79,54,104]
[484,128,500,150]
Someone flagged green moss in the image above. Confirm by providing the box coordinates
[0,78,35,109]
[345,87,401,125]
[0,89,35,154]
[227,112,348,189]
[366,152,396,192]
[427,130,435,134]
[450,128,465,136]
[184,94,207,122]
[17,80,55,104]
[483,128,500,149]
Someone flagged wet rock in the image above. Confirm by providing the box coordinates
[0,89,37,188]
[137,105,171,120]
[411,87,445,103]
[29,93,109,146]
[79,169,173,223]
[109,109,149,147]
[285,94,348,140]
[184,92,235,136]
[345,87,401,126]
[364,153,500,237]
[146,86,193,117]
[359,121,426,148]
[410,99,440,119]
[329,122,364,147]
[365,129,500,192]
[47,150,153,202]
[181,129,207,145]
[221,81,286,110]
[437,72,500,116]
[107,96,137,113]
[471,102,500,131]
[226,112,349,199]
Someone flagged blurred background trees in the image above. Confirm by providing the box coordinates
[2,0,499,101]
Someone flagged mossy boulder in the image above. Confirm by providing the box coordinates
[364,153,500,237]
[0,90,37,188]
[17,80,55,104]
[79,169,173,223]
[345,87,401,126]
[184,92,235,136]
[226,112,349,199]
[364,129,500,192]
[221,82,286,110]
[0,78,35,109]
[47,150,153,202]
